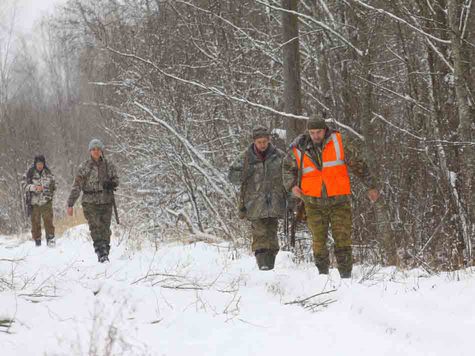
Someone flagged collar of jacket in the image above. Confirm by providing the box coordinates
[249,143,276,162]
[89,156,104,165]
[292,129,334,151]
[32,166,50,175]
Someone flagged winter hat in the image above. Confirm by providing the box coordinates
[34,154,46,165]
[88,138,105,151]
[307,114,327,130]
[252,126,271,140]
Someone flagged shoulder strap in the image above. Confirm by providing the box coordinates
[241,149,251,184]
[26,166,35,184]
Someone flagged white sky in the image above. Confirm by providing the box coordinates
[7,0,65,34]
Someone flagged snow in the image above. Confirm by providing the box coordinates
[272,128,287,141]
[1,225,474,356]
[449,171,457,187]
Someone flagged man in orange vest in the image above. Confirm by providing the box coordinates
[283,116,379,278]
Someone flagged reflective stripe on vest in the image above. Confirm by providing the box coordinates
[322,134,345,168]
[295,133,345,169]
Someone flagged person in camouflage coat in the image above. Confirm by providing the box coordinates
[22,155,56,247]
[229,126,286,270]
[66,139,119,263]
[283,116,379,278]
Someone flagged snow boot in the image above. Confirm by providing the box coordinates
[339,270,351,279]
[255,249,276,271]
[316,266,329,275]
[46,235,56,248]
[98,255,110,263]
[34,239,41,247]
[314,254,329,275]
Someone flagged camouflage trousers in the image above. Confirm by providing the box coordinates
[250,217,280,253]
[304,195,353,275]
[82,203,112,257]
[31,201,55,241]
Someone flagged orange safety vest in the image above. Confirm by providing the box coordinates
[293,132,351,197]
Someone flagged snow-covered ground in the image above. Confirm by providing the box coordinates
[1,225,473,356]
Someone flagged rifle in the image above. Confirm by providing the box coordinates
[24,166,35,217]
[25,191,32,217]
[289,136,309,247]
[111,191,120,225]
[238,148,251,219]
[104,156,120,224]
[284,198,289,243]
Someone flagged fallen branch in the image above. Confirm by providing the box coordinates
[0,258,25,263]
[285,289,337,312]
[284,289,337,305]
[17,293,60,298]
[161,284,204,291]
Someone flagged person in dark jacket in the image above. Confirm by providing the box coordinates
[229,127,286,270]
[22,155,56,247]
[66,139,119,263]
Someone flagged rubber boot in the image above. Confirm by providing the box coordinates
[314,252,329,275]
[46,235,56,248]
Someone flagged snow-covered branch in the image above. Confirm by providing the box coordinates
[255,0,364,56]
[351,0,451,44]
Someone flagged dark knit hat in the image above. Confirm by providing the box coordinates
[34,154,46,165]
[307,115,327,130]
[252,126,271,140]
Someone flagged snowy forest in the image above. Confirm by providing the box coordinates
[1,0,474,270]
[1,1,474,355]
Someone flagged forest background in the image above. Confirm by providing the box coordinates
[0,0,473,271]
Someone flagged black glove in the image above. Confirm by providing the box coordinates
[103,180,118,191]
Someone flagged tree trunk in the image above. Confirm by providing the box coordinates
[447,0,474,261]
[282,0,304,143]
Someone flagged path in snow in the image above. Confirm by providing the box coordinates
[1,225,474,356]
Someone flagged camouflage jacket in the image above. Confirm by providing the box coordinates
[228,143,286,220]
[22,166,55,206]
[282,130,378,200]
[67,156,119,207]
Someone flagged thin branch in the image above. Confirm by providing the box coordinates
[371,112,475,146]
[358,75,433,113]
[417,208,449,256]
[133,101,233,198]
[105,47,364,138]
[255,0,364,56]
[106,47,307,121]
[0,258,25,263]
[351,0,451,44]
[461,0,472,41]
[284,289,337,305]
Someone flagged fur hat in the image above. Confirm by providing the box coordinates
[88,138,105,151]
[252,126,271,140]
[34,154,46,164]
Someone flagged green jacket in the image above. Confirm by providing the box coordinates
[229,143,286,220]
[67,156,119,207]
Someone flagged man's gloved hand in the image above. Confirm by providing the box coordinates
[103,180,118,191]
